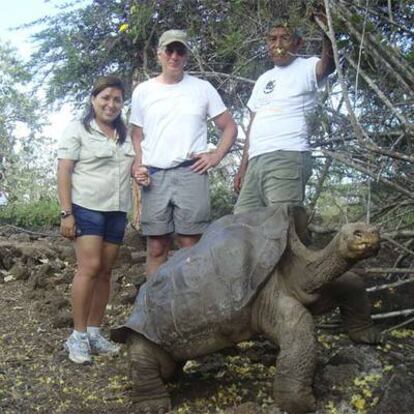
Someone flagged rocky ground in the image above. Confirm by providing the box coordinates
[0,225,413,414]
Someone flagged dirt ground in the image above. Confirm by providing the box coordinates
[1,226,413,414]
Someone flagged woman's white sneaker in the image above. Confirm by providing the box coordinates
[65,332,92,364]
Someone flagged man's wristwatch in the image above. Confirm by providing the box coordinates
[60,210,72,219]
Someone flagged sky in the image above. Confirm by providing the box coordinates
[0,0,68,56]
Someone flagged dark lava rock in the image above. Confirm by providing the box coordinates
[375,365,414,414]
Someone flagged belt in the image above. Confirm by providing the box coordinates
[148,159,196,175]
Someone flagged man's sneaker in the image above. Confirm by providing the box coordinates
[89,333,120,355]
[64,332,92,364]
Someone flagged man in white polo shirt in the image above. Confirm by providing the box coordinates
[131,29,237,275]
[234,17,335,215]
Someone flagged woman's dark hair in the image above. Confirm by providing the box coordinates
[82,75,128,144]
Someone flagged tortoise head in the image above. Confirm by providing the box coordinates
[337,223,380,261]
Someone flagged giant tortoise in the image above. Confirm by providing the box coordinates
[111,205,381,413]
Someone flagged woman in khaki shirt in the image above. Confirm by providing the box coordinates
[57,76,135,364]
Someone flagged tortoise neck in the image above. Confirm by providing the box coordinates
[302,237,353,293]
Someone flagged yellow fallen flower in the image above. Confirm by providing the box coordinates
[119,23,129,33]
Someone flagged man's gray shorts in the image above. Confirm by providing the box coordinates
[141,166,210,236]
[234,150,312,214]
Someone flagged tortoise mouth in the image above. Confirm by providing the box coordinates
[348,238,380,258]
[356,243,380,256]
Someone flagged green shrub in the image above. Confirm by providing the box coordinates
[210,178,237,220]
[0,197,60,228]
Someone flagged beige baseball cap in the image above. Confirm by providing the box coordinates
[158,29,189,49]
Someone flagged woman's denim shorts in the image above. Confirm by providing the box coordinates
[72,204,127,245]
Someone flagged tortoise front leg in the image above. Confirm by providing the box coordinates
[127,333,177,414]
[256,293,317,413]
[310,271,382,344]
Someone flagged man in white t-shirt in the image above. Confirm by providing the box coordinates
[234,17,335,215]
[233,18,381,353]
[131,29,237,276]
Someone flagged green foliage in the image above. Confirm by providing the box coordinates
[125,2,157,43]
[310,184,366,225]
[0,42,52,208]
[405,49,414,63]
[0,197,60,228]
[0,43,42,167]
[27,0,327,106]
[29,1,137,104]
[210,171,237,220]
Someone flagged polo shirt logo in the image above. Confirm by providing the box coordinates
[263,80,276,94]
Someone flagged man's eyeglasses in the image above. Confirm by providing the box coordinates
[165,43,187,57]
